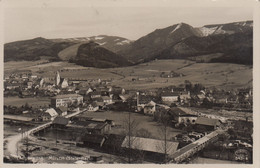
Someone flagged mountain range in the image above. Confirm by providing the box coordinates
[4,20,253,67]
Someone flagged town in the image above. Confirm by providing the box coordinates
[4,69,253,164]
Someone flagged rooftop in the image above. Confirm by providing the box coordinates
[52,94,83,99]
[68,120,107,130]
[161,92,179,97]
[53,117,69,125]
[4,114,34,122]
[121,136,179,155]
[195,117,221,127]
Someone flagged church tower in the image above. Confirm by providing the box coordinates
[56,71,61,86]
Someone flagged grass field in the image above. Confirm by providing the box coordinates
[79,111,183,140]
[4,96,50,108]
[4,59,252,90]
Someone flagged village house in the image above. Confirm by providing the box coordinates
[40,112,52,121]
[179,91,191,102]
[79,87,93,96]
[160,71,184,78]
[101,96,113,105]
[92,97,105,107]
[90,91,102,99]
[60,78,69,88]
[27,81,33,89]
[168,107,198,126]
[119,94,133,102]
[51,94,83,108]
[161,92,179,103]
[56,106,68,116]
[30,75,38,79]
[143,101,157,115]
[45,108,58,120]
[5,83,21,90]
[110,86,125,95]
[137,94,157,113]
[87,102,99,112]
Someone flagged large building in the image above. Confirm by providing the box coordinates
[168,107,198,125]
[51,94,83,108]
[161,92,179,102]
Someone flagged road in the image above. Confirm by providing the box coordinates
[5,109,87,157]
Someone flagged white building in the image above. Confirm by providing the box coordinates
[51,94,83,108]
[161,92,179,102]
[45,108,58,120]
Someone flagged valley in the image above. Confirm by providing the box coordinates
[4,59,252,90]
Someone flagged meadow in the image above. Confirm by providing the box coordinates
[4,59,252,90]
[4,96,50,108]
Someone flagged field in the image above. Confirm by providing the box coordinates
[4,59,252,90]
[78,110,183,140]
[4,96,50,108]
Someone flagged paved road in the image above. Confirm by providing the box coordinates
[5,109,87,157]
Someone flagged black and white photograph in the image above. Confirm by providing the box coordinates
[1,0,259,166]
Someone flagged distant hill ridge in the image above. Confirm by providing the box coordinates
[4,20,253,66]
[70,41,132,68]
[118,20,253,65]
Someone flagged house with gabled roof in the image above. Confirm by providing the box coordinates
[87,102,99,112]
[56,106,68,116]
[45,108,58,120]
[143,101,157,115]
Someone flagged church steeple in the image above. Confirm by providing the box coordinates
[56,71,61,86]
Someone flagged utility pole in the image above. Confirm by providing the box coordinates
[56,126,57,146]
[128,111,131,163]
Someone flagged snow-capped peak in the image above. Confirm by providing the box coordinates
[94,36,104,40]
[116,39,131,45]
[199,26,218,36]
[170,23,182,34]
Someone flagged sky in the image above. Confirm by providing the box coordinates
[2,0,255,43]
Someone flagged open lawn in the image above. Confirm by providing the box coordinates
[78,111,183,140]
[4,96,50,108]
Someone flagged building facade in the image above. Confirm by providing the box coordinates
[51,94,83,108]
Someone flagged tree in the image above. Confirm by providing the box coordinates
[121,112,141,163]
[185,80,192,91]
[156,109,173,163]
